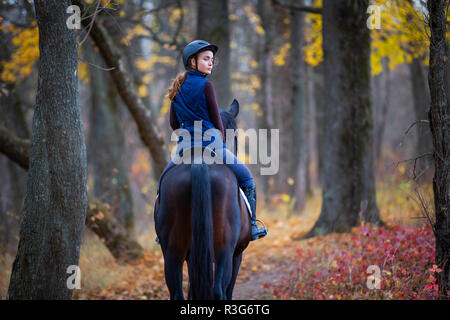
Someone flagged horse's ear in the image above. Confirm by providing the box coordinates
[229,99,239,118]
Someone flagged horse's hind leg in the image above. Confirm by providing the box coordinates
[214,249,233,300]
[226,253,242,300]
[163,250,185,300]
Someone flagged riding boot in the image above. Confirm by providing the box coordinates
[241,182,268,241]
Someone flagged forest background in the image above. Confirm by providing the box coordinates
[0,0,448,300]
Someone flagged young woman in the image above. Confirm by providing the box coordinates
[160,40,267,241]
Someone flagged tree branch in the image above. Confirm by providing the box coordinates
[120,0,185,50]
[0,125,30,170]
[392,152,433,180]
[73,0,169,174]
[397,119,430,148]
[0,127,144,263]
[271,0,322,14]
[85,200,144,264]
[131,0,179,20]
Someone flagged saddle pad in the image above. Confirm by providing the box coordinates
[153,189,252,220]
[154,160,252,220]
[239,187,253,219]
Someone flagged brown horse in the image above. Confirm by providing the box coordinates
[154,101,251,300]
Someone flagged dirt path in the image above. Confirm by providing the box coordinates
[231,238,302,300]
[233,267,284,300]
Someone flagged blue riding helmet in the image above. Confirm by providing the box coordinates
[182,40,218,70]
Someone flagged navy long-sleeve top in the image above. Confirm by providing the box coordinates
[169,70,225,141]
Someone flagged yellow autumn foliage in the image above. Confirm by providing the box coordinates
[370,0,430,74]
[250,59,259,69]
[303,0,322,67]
[232,72,260,97]
[141,73,153,85]
[0,22,90,84]
[160,98,170,116]
[273,42,291,66]
[281,193,291,203]
[136,55,176,72]
[168,8,184,28]
[249,74,261,90]
[0,23,39,83]
[122,24,150,44]
[85,0,125,6]
[138,84,148,98]
[78,61,90,84]
[302,0,435,75]
[243,4,265,36]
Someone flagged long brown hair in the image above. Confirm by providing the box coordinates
[166,71,188,102]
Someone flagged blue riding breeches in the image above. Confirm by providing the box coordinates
[161,147,254,188]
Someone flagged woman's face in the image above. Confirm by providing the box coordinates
[190,50,214,75]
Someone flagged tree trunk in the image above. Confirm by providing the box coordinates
[445,41,450,107]
[427,0,449,299]
[313,63,325,187]
[86,40,135,236]
[196,0,231,109]
[256,0,275,203]
[305,0,381,237]
[373,59,390,163]
[305,63,319,195]
[8,0,87,299]
[270,7,293,195]
[0,87,28,252]
[408,57,433,177]
[288,4,307,212]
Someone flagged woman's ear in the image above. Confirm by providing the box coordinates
[229,99,239,118]
[190,57,196,69]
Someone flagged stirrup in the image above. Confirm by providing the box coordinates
[251,219,268,240]
[255,218,267,230]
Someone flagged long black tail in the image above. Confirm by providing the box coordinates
[189,162,214,299]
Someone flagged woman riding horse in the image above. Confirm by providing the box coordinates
[160,40,268,241]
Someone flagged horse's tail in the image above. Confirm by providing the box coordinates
[189,162,214,299]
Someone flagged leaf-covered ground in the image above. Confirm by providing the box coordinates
[0,174,441,300]
[69,178,441,300]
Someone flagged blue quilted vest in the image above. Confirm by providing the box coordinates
[172,70,224,148]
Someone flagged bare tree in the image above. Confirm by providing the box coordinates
[196,0,231,109]
[305,0,382,237]
[255,0,275,202]
[86,39,135,236]
[288,2,307,212]
[426,0,449,299]
[73,0,169,175]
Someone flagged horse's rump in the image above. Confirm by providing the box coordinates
[155,163,250,299]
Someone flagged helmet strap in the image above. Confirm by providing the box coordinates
[190,55,208,76]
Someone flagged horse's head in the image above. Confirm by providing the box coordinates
[220,99,239,155]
